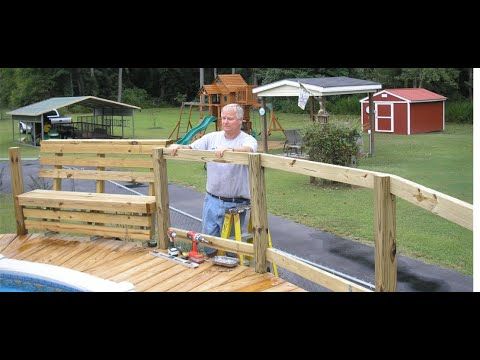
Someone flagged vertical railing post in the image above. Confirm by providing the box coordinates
[9,147,27,235]
[374,175,397,292]
[148,166,155,196]
[53,152,63,190]
[248,153,268,273]
[96,153,105,193]
[153,147,170,249]
[92,153,106,228]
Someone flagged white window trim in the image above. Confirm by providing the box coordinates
[442,100,445,130]
[361,103,364,126]
[360,90,410,103]
[407,102,411,135]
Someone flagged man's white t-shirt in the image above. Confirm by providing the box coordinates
[190,131,258,199]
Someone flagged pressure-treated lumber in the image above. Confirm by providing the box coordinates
[248,153,268,273]
[152,147,171,249]
[8,147,26,235]
[374,175,397,292]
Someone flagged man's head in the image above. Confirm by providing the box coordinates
[221,103,244,137]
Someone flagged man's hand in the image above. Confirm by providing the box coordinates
[168,144,183,156]
[215,146,232,158]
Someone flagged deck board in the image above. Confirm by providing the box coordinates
[0,233,306,292]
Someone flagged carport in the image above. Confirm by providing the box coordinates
[252,76,382,154]
[8,96,141,147]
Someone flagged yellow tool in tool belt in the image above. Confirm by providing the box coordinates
[220,205,278,276]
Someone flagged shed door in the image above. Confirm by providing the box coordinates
[375,103,394,132]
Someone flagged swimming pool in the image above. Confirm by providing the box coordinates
[0,254,135,292]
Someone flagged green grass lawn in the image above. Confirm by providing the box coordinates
[0,108,473,274]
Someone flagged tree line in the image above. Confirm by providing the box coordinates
[0,68,472,109]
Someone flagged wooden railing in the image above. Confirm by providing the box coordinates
[156,149,472,292]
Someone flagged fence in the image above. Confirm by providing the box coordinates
[154,148,472,292]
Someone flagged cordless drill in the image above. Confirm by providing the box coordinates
[186,231,208,264]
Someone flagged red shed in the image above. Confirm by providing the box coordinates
[360,88,447,135]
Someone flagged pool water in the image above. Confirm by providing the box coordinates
[0,255,134,292]
[1,284,27,292]
[0,272,81,292]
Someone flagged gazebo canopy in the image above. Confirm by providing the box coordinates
[8,96,140,117]
[252,76,382,97]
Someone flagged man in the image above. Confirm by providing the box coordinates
[168,103,258,238]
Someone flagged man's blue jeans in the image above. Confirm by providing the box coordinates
[202,194,250,237]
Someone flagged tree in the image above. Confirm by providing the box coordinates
[118,68,123,102]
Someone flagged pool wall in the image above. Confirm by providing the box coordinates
[0,254,135,292]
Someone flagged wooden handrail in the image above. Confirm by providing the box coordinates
[163,149,472,231]
[156,148,472,291]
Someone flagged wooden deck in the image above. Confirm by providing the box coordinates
[0,233,306,292]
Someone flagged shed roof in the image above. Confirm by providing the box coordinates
[252,76,382,97]
[360,88,447,102]
[8,96,141,116]
[385,88,447,101]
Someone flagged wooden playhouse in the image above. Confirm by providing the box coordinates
[200,74,260,133]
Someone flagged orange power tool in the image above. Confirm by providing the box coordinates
[186,231,208,264]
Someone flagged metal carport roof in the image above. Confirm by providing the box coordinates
[8,96,141,116]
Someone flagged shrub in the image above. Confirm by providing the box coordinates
[303,122,361,167]
[271,98,304,114]
[66,104,90,114]
[446,100,472,123]
[174,93,187,105]
[122,87,154,108]
[327,95,363,115]
[271,95,362,116]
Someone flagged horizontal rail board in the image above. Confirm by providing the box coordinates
[18,190,156,213]
[390,175,473,230]
[23,208,151,227]
[43,139,173,145]
[41,143,167,154]
[266,248,370,292]
[40,156,153,169]
[164,150,472,230]
[163,149,249,165]
[165,150,379,187]
[261,154,379,188]
[39,169,154,183]
[24,220,151,240]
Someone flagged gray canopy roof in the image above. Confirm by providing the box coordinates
[252,76,382,97]
[8,96,141,116]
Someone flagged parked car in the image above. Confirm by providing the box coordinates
[19,121,32,134]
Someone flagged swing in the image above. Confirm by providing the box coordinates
[250,108,261,139]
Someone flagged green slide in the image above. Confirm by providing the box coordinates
[176,115,217,145]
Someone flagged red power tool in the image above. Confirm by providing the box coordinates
[186,231,208,264]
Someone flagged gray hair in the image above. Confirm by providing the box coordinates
[222,103,244,120]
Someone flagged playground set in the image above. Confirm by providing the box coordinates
[169,74,285,144]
